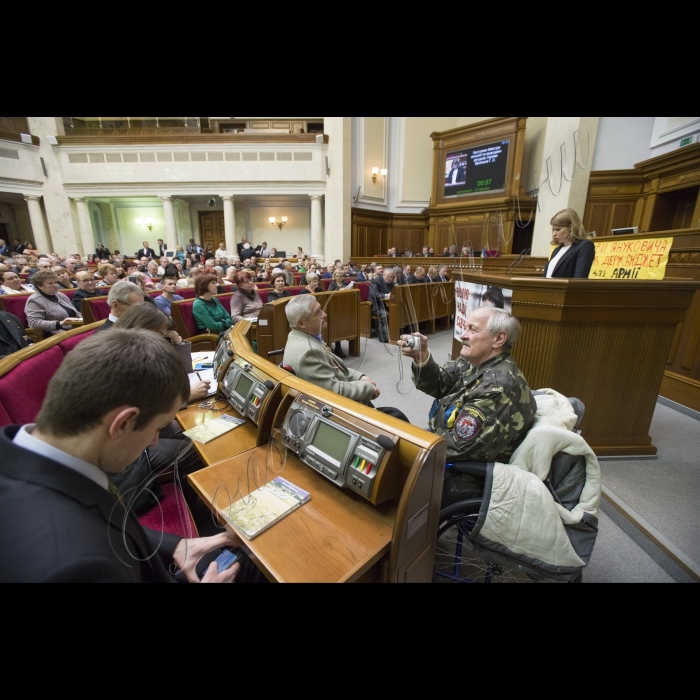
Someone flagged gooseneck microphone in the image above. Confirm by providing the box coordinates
[506,249,532,275]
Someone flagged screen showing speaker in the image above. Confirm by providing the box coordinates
[444,139,510,199]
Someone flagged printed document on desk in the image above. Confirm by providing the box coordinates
[222,477,311,540]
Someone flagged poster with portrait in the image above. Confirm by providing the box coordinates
[454,281,513,341]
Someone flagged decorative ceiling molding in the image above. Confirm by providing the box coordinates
[62,181,327,197]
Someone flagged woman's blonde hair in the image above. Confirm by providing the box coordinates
[551,209,587,245]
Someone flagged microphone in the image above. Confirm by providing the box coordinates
[267,349,285,358]
[506,249,531,275]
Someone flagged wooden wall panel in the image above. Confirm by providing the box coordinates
[0,117,29,133]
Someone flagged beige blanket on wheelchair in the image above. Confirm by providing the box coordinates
[478,390,602,570]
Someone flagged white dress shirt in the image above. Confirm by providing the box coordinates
[13,424,109,491]
[546,245,571,279]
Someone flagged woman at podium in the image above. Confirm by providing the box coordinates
[544,209,596,279]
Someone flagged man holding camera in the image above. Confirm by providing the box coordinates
[400,306,536,465]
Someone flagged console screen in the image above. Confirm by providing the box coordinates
[234,374,254,399]
[312,422,352,464]
[444,139,510,199]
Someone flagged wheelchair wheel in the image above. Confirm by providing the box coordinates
[434,500,542,584]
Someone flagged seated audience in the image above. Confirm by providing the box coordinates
[0,270,35,295]
[25,270,81,336]
[53,267,77,290]
[322,264,335,280]
[154,276,184,317]
[213,266,227,293]
[370,269,396,343]
[427,265,439,282]
[95,281,145,332]
[268,272,291,302]
[401,307,537,464]
[328,270,353,292]
[193,273,234,334]
[96,264,118,288]
[0,310,30,358]
[0,329,240,583]
[283,296,380,407]
[229,271,264,325]
[72,271,104,313]
[300,264,319,286]
[178,267,200,289]
[299,273,320,295]
[407,267,427,284]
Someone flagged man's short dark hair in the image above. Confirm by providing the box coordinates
[36,329,190,436]
[161,275,179,285]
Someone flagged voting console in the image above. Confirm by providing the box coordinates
[184,321,447,582]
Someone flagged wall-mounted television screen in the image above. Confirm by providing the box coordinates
[444,139,510,199]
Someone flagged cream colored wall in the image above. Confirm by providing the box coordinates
[362,117,388,202]
[115,204,167,257]
[249,207,310,255]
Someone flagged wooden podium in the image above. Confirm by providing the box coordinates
[453,272,700,457]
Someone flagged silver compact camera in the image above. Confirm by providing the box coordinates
[404,335,421,351]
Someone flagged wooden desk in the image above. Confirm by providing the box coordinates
[189,446,394,583]
[177,402,259,466]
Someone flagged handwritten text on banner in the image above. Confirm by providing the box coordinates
[589,238,673,280]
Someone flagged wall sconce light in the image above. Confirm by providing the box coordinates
[372,167,388,184]
[135,218,154,232]
[269,216,288,231]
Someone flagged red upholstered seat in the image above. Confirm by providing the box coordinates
[58,330,96,356]
[288,286,303,297]
[86,298,111,322]
[0,346,64,425]
[218,295,233,314]
[59,289,77,299]
[322,279,333,291]
[178,288,197,300]
[0,400,13,428]
[256,282,271,289]
[356,282,370,302]
[138,483,198,539]
[258,289,270,304]
[0,294,32,328]
[177,302,199,337]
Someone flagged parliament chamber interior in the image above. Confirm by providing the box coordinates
[1,116,699,584]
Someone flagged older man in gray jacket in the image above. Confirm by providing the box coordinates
[283,295,380,405]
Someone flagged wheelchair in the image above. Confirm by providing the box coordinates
[434,396,589,584]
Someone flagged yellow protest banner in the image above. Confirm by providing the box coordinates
[589,237,673,280]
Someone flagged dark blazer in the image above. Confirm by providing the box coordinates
[0,426,179,583]
[158,244,167,257]
[0,245,10,256]
[268,290,291,302]
[0,311,29,358]
[544,239,596,279]
[137,248,156,259]
[94,318,114,333]
[72,289,104,314]
[13,244,25,254]
[406,274,427,285]
[371,277,395,299]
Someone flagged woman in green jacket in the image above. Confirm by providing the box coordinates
[192,272,233,334]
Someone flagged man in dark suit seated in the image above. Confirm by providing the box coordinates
[0,329,241,583]
[0,311,30,359]
[407,267,428,284]
[94,281,145,333]
[137,242,156,259]
[370,269,397,343]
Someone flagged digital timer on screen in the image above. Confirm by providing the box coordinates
[444,140,510,198]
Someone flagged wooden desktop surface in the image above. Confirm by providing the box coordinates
[177,401,259,466]
[189,446,395,583]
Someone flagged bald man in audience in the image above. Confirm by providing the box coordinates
[95,281,145,332]
[284,296,380,406]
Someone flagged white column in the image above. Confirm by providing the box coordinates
[24,196,52,255]
[74,198,95,258]
[310,195,324,263]
[531,117,600,257]
[324,117,352,264]
[222,196,236,256]
[161,196,178,252]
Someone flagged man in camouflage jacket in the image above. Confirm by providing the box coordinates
[401,306,536,463]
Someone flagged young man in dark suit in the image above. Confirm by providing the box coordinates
[0,311,30,358]
[0,329,241,583]
[157,239,167,257]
